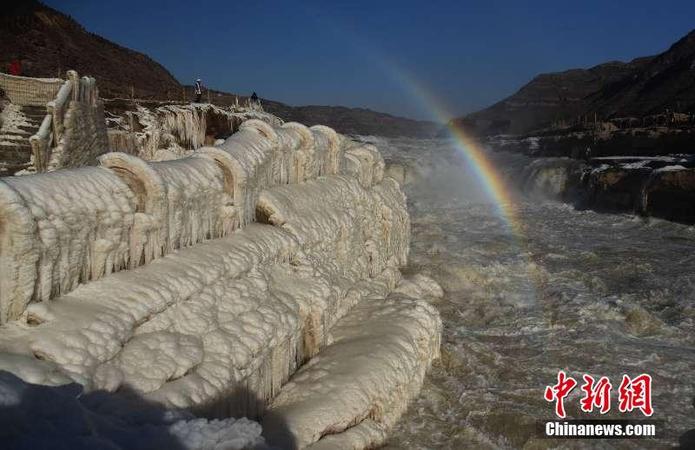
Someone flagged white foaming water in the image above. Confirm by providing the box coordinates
[369,136,695,449]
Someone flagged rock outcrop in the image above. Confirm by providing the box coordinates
[486,124,695,160]
[0,118,441,449]
[515,154,695,224]
[577,160,695,223]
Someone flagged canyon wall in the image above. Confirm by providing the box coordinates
[515,155,695,224]
[0,118,441,449]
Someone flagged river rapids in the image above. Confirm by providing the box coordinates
[362,136,695,449]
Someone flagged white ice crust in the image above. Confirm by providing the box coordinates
[0,118,441,449]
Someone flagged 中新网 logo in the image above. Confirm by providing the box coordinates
[544,371,653,418]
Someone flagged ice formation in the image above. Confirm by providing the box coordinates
[0,103,31,137]
[265,292,441,449]
[107,103,282,161]
[0,118,441,449]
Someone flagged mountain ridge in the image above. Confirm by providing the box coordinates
[453,29,695,136]
[1,0,438,137]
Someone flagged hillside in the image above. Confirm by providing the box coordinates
[0,0,181,99]
[1,0,437,137]
[184,87,439,137]
[588,30,695,118]
[260,101,438,137]
[454,29,695,135]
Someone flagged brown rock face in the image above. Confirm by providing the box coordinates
[517,156,695,224]
[0,1,182,99]
[643,169,695,223]
[453,29,695,136]
[585,167,651,213]
[570,165,695,224]
[456,61,647,135]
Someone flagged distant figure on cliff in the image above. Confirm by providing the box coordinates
[251,92,258,104]
[584,146,592,161]
[8,60,21,76]
[194,78,203,102]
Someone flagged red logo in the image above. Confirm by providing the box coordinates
[545,372,653,418]
[580,374,612,414]
[544,370,577,419]
[618,374,653,417]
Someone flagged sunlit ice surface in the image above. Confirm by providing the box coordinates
[360,135,695,449]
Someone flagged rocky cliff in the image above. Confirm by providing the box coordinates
[514,155,695,224]
[453,29,695,136]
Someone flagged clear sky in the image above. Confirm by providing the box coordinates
[45,0,695,121]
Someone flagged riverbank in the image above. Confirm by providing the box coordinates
[510,154,695,224]
[477,130,695,224]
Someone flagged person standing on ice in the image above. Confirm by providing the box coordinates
[194,78,203,103]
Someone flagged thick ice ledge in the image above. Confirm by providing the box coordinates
[0,119,378,324]
[264,289,442,449]
[0,118,441,449]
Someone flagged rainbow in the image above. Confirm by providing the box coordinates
[387,68,523,236]
[447,124,523,235]
[302,11,523,235]
[394,74,540,304]
[304,9,540,305]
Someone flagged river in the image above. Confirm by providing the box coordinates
[363,136,695,449]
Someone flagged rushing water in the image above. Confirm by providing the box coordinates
[363,136,695,449]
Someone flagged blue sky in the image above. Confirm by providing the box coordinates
[45,0,695,120]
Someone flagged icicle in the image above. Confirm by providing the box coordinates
[0,116,441,450]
